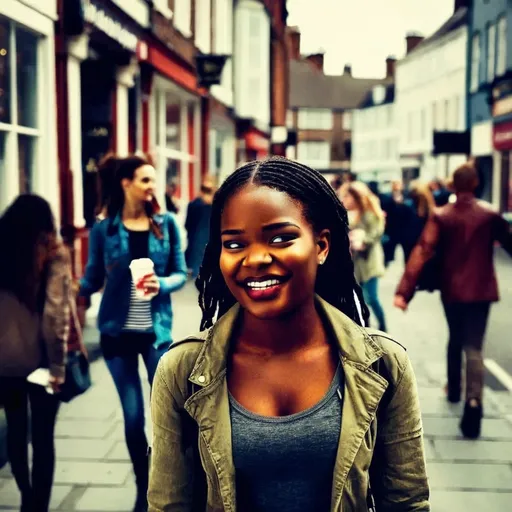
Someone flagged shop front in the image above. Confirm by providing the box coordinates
[57,0,148,274]
[491,80,512,214]
[0,0,59,216]
[209,98,236,185]
[236,123,270,165]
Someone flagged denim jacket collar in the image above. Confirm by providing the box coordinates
[183,296,389,511]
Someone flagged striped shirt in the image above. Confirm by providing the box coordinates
[123,280,153,332]
[122,229,154,333]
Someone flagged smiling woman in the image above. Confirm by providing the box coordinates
[148,157,430,512]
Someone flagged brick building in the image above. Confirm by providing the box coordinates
[285,26,391,181]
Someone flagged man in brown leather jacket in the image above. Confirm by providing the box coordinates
[395,162,512,439]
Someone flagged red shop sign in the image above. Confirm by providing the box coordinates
[493,121,512,151]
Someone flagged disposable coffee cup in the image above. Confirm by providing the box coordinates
[129,258,155,300]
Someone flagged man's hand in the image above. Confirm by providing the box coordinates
[394,294,408,311]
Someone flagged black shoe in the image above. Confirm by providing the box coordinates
[460,400,483,439]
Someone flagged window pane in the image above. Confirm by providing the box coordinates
[165,99,181,151]
[16,27,38,128]
[0,19,11,124]
[487,24,496,82]
[497,16,507,76]
[166,158,181,199]
[18,134,36,193]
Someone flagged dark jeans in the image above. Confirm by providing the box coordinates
[100,332,167,492]
[361,277,387,332]
[443,302,491,402]
[0,377,60,511]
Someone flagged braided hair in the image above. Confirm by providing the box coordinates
[196,156,370,330]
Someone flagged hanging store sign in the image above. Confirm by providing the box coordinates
[493,95,512,118]
[84,0,138,52]
[196,54,229,88]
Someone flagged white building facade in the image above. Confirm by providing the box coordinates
[395,20,468,184]
[0,0,59,218]
[352,85,401,184]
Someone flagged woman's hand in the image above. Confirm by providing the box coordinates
[49,375,65,394]
[140,273,160,297]
[394,294,408,311]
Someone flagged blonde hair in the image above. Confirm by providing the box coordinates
[409,180,436,218]
[344,181,385,220]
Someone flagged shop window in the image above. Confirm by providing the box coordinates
[0,19,40,204]
[497,15,507,77]
[213,0,233,97]
[342,111,352,131]
[174,0,192,38]
[195,0,211,53]
[470,32,480,93]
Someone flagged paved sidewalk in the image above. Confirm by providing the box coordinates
[1,259,512,510]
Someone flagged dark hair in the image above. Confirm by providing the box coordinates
[0,195,56,310]
[96,152,119,217]
[452,162,479,193]
[196,156,370,330]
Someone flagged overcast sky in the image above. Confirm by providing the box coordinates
[287,0,455,77]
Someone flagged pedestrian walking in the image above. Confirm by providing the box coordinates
[401,180,436,263]
[341,181,387,332]
[0,195,73,512]
[184,176,215,279]
[78,155,187,512]
[395,162,512,439]
[148,157,429,511]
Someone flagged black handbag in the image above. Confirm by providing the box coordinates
[58,351,91,403]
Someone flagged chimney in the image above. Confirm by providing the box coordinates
[343,64,352,76]
[306,53,324,73]
[406,32,424,54]
[386,56,397,79]
[286,26,301,61]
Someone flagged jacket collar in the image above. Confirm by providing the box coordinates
[188,295,383,389]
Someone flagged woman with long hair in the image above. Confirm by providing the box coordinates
[148,157,429,510]
[0,195,72,512]
[341,181,387,332]
[79,155,187,512]
[401,180,436,262]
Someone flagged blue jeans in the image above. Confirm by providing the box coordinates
[361,277,387,332]
[101,332,168,491]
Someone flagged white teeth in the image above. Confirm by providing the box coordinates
[246,279,280,289]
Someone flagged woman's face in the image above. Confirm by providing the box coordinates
[220,185,330,320]
[122,165,156,204]
[341,190,357,211]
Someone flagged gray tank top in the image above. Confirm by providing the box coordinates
[229,366,343,512]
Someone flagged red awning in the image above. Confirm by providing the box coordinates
[245,128,270,153]
[493,121,512,151]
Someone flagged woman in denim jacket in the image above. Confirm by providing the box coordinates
[79,155,187,512]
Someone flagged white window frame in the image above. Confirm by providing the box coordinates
[195,0,211,53]
[211,0,233,106]
[470,32,480,93]
[297,141,330,169]
[0,2,57,216]
[487,22,496,83]
[297,109,333,130]
[497,15,507,77]
[174,0,192,38]
[342,111,352,130]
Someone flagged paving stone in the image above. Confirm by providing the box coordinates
[56,439,116,460]
[430,490,512,511]
[419,389,501,418]
[53,461,132,485]
[106,442,130,461]
[423,439,437,461]
[74,486,136,511]
[55,419,116,439]
[428,462,512,490]
[423,417,512,440]
[0,479,72,509]
[433,439,512,462]
[59,400,117,421]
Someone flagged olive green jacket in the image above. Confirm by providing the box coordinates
[148,297,430,511]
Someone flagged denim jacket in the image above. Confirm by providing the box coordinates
[79,213,187,347]
[149,296,430,511]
